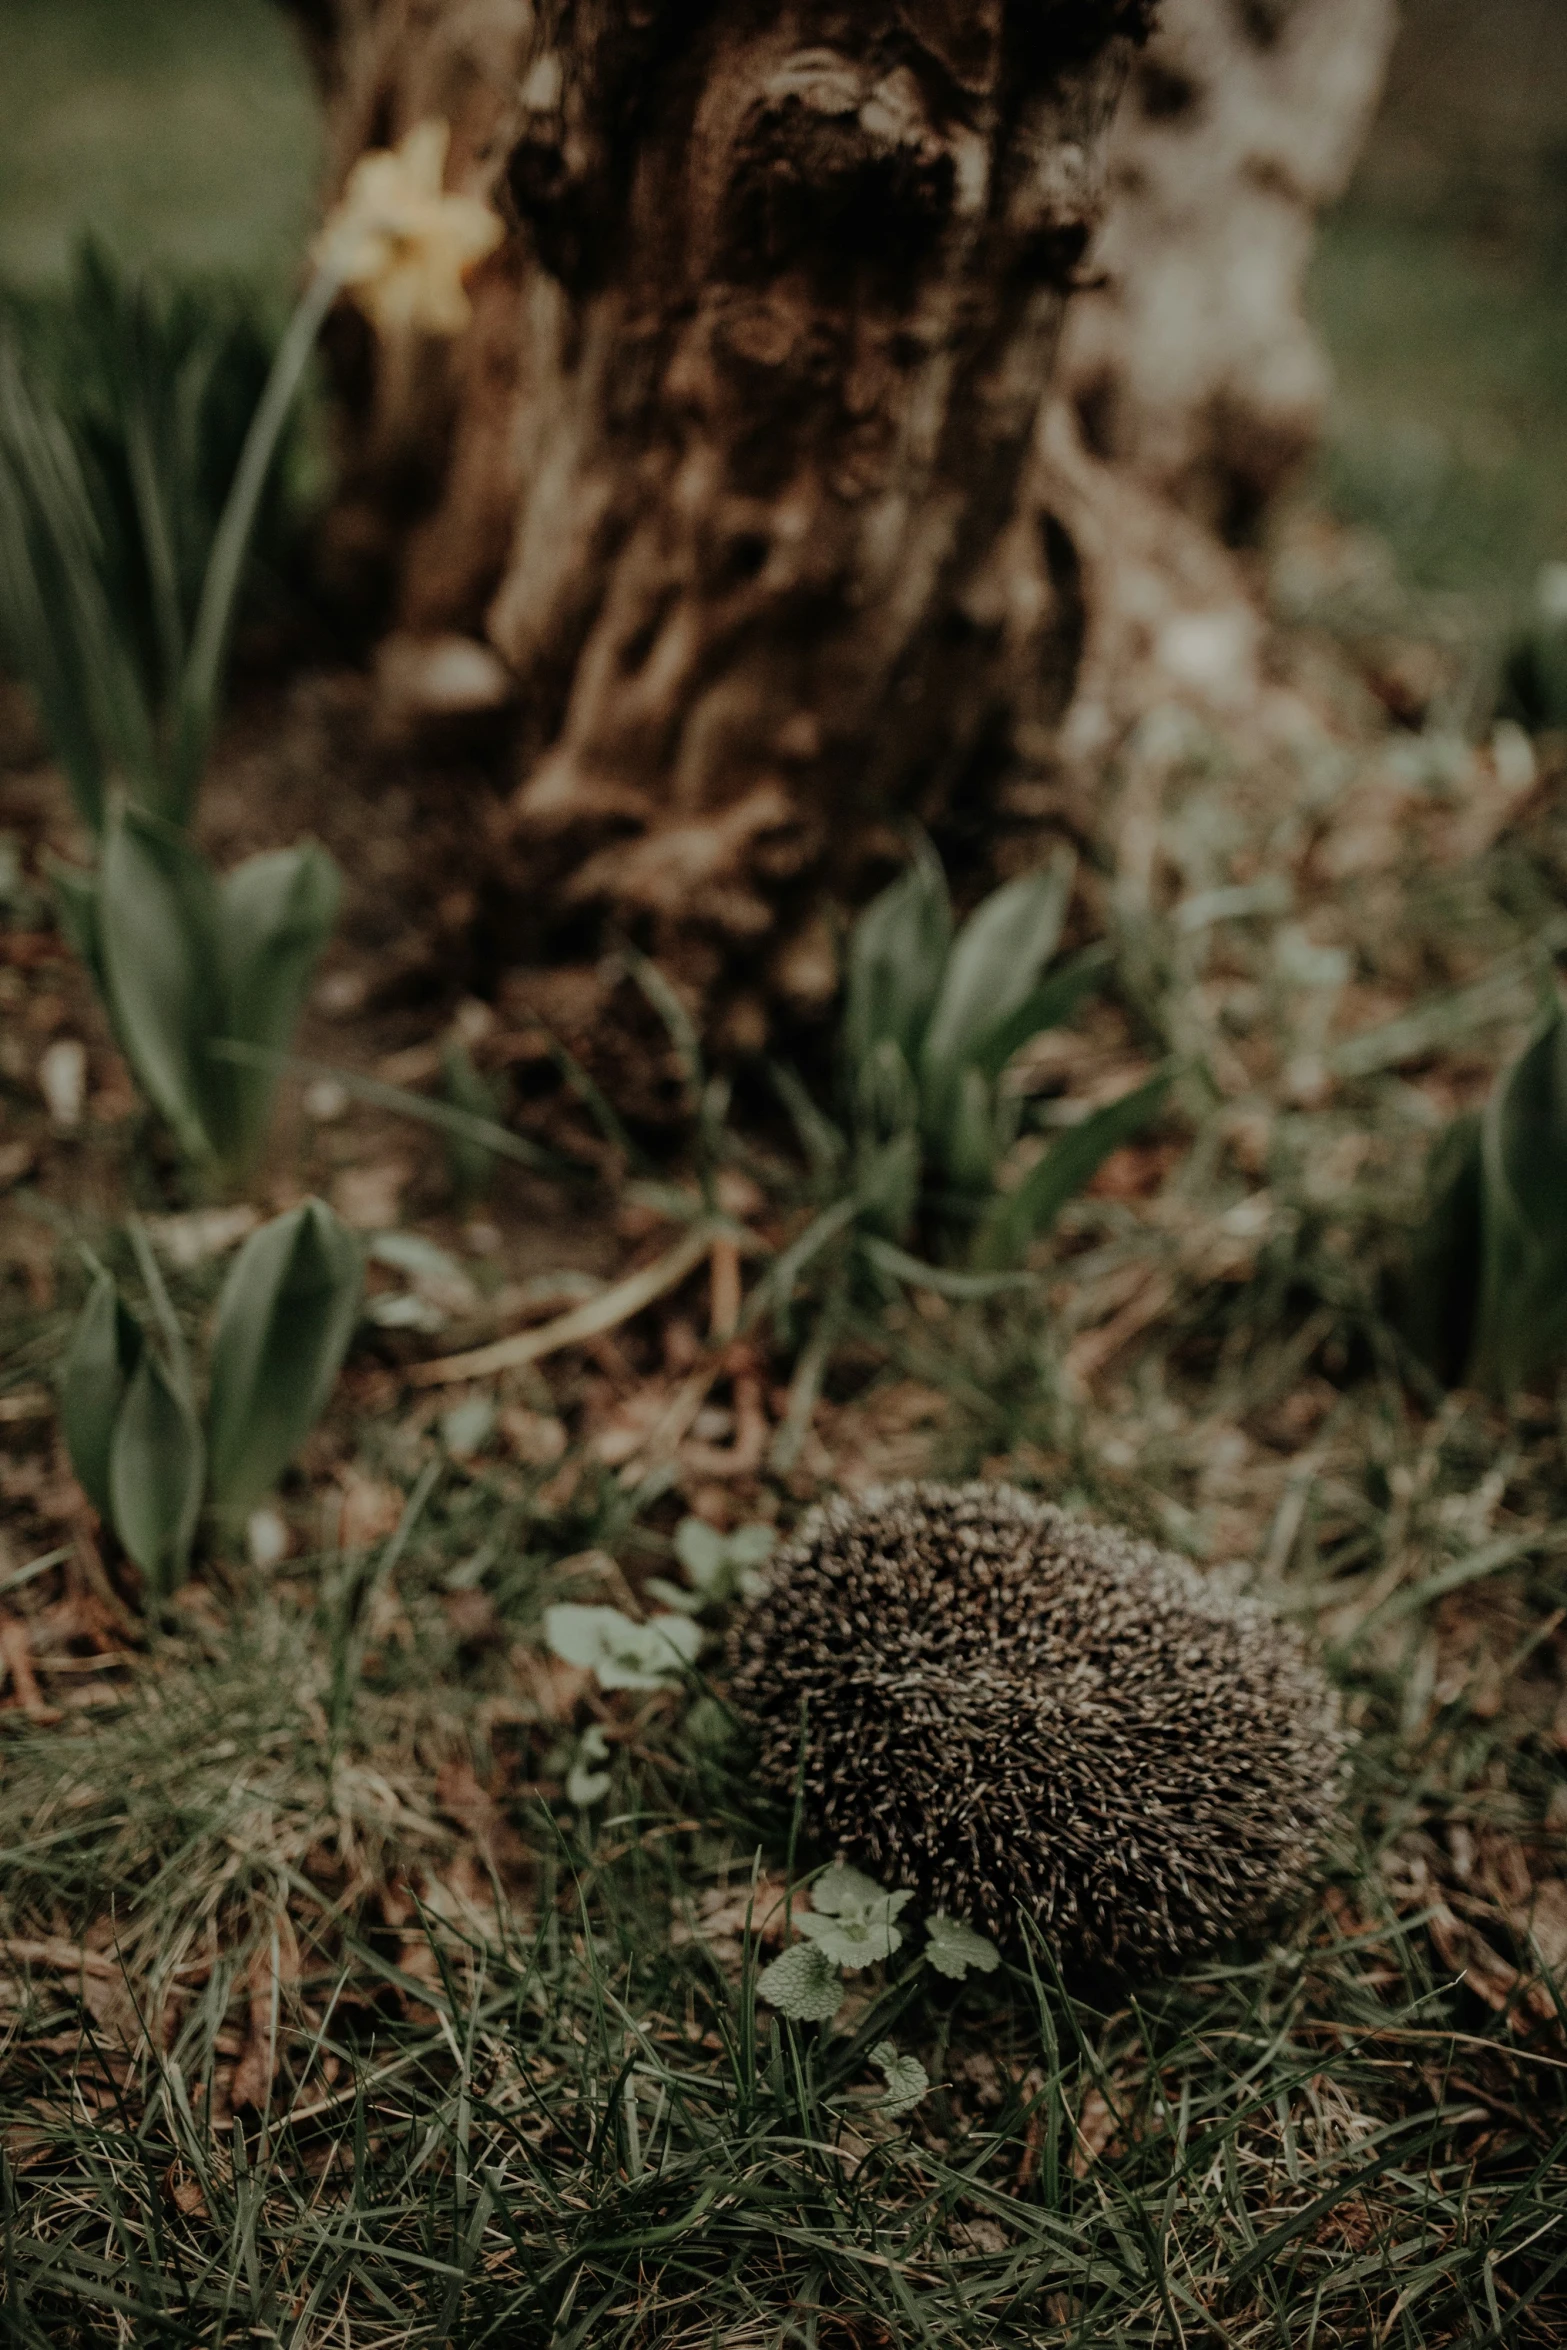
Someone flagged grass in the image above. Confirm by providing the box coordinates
[7,1860,1566,2346]
[3,1440,1567,2346]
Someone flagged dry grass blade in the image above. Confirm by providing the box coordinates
[410,1220,721,1386]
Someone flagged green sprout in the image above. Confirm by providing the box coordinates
[59,1200,363,1598]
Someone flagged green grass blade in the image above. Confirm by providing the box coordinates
[858,1235,1031,1300]
[973,1068,1173,1269]
[42,856,104,990]
[207,1039,566,1172]
[173,266,335,814]
[967,944,1111,1082]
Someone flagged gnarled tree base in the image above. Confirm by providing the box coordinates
[287,0,1393,1072]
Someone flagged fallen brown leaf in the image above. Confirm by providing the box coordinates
[230,1920,301,2114]
[0,1615,60,1724]
[334,1471,406,1552]
[670,1876,793,1971]
[332,1160,411,1232]
[165,2162,209,2220]
[1070,2085,1126,2176]
[497,1404,567,1466]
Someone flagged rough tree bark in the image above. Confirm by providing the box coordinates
[283,0,1393,1063]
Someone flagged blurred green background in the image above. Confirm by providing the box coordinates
[1311,0,1567,597]
[0,0,1563,602]
[0,0,318,294]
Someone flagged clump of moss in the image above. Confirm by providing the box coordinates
[728,1482,1347,1969]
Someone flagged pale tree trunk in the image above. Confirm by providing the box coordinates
[1030,0,1398,784]
[282,0,1392,1065]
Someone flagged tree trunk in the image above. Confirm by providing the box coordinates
[1019,0,1397,792]
[285,0,1392,1064]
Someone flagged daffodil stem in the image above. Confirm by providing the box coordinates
[172,265,342,818]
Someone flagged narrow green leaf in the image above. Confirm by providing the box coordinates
[919,854,1074,1117]
[44,857,104,990]
[216,843,340,1171]
[770,1062,847,1185]
[59,1266,144,1523]
[967,944,1110,1082]
[1396,1112,1483,1384]
[858,1234,1030,1301]
[173,266,336,810]
[205,1199,364,1513]
[108,1347,205,1594]
[97,801,224,1163]
[127,1212,196,1405]
[851,1126,921,1244]
[0,440,108,832]
[930,1061,1004,1198]
[207,1040,561,1171]
[851,1035,920,1148]
[844,838,952,1075]
[1486,994,1567,1252]
[755,1194,860,1332]
[120,308,189,703]
[0,347,161,828]
[974,1069,1173,1270]
[621,942,705,1096]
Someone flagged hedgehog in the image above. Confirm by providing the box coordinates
[727,1481,1347,1969]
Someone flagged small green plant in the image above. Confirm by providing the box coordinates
[2,133,501,1177]
[1400,987,1567,1393]
[543,1521,772,1805]
[57,800,339,1180]
[59,1200,362,1597]
[543,1602,705,1690]
[0,253,328,833]
[645,1516,775,1613]
[760,842,1172,1457]
[2,256,339,1177]
[841,839,1171,1267]
[757,1860,997,2042]
[0,245,292,831]
[440,1039,506,1207]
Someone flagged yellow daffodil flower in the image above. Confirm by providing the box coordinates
[313,119,504,338]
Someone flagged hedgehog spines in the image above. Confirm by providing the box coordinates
[727,1480,1347,1969]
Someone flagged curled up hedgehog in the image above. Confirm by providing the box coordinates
[727,1482,1347,1971]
